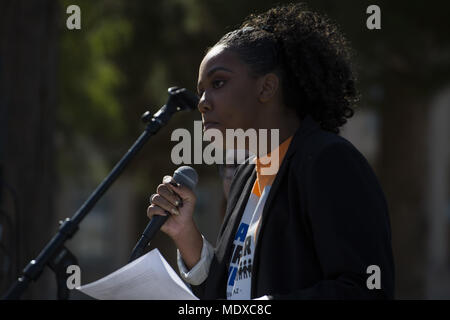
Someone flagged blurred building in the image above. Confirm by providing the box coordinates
[425,86,450,299]
[341,93,450,299]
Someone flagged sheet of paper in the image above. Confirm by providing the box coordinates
[77,248,199,300]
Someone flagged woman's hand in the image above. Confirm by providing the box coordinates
[146,175,203,269]
[146,175,197,241]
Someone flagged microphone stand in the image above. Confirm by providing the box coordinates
[2,87,198,300]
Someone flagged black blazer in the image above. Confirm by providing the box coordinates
[194,115,395,299]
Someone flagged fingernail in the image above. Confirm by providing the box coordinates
[163,176,172,184]
[174,200,179,206]
[172,208,180,215]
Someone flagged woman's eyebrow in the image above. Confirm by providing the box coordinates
[207,66,233,77]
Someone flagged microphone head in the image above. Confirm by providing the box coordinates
[173,166,198,190]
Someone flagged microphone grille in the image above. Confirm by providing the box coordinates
[173,166,198,190]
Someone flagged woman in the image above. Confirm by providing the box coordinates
[147,3,395,300]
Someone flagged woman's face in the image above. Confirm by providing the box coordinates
[197,45,262,135]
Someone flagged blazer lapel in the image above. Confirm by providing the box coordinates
[215,163,256,264]
[256,115,321,240]
[251,115,321,296]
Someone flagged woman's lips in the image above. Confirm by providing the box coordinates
[203,122,220,130]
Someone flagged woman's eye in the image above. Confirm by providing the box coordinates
[197,80,225,96]
[212,80,225,89]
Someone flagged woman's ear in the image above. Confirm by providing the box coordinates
[258,73,279,103]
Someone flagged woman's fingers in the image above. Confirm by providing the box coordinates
[162,175,195,203]
[146,174,197,222]
[146,204,168,219]
[150,192,180,216]
[145,174,198,239]
[157,182,182,207]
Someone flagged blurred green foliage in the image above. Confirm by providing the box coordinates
[59,0,131,145]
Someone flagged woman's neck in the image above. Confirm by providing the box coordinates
[256,107,301,157]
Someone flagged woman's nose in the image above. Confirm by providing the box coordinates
[197,92,212,113]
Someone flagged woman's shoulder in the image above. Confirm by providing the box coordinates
[284,115,362,163]
[290,127,371,172]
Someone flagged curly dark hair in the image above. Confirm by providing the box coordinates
[211,3,358,133]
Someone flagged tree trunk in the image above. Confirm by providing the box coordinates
[0,0,59,299]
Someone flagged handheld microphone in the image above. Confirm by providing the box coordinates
[129,166,198,262]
